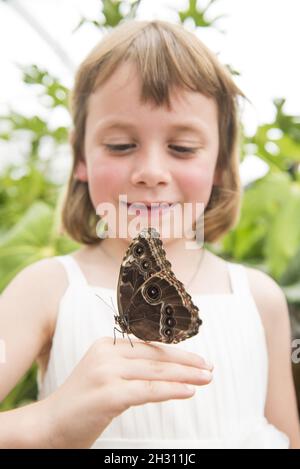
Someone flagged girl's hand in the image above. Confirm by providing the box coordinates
[44,336,213,448]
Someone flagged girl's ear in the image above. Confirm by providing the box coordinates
[74,160,88,182]
[69,130,88,182]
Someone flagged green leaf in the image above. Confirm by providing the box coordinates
[264,184,300,277]
[0,201,78,291]
[221,172,292,264]
[178,0,225,29]
[0,364,38,411]
[0,164,58,232]
[0,202,54,290]
[102,0,124,27]
[281,283,300,304]
[280,247,300,286]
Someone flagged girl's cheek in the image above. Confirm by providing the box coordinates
[178,165,214,203]
[87,162,126,206]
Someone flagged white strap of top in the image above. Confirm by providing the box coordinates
[56,255,88,287]
[227,262,252,297]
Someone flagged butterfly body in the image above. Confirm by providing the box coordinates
[116,227,202,344]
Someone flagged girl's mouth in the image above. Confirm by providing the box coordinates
[122,201,179,216]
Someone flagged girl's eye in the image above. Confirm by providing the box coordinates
[104,144,198,155]
[169,145,198,154]
[105,144,135,152]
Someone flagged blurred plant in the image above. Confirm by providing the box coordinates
[178,0,226,32]
[0,163,55,235]
[0,61,77,411]
[72,0,143,32]
[0,200,79,291]
[0,63,70,236]
[0,364,38,411]
[220,99,300,286]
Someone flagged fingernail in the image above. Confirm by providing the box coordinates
[204,360,214,371]
[200,370,213,381]
[185,384,195,393]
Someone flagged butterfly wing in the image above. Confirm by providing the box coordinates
[125,271,202,344]
[117,228,170,324]
[116,227,202,343]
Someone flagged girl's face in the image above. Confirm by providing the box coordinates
[75,62,220,244]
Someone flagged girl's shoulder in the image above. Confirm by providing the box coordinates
[8,256,69,349]
[244,265,289,338]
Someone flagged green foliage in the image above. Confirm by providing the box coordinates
[0,200,78,291]
[72,0,142,32]
[0,30,78,413]
[279,248,300,305]
[0,365,38,411]
[243,99,300,173]
[178,0,225,30]
[222,172,300,277]
[102,0,124,26]
[0,164,55,234]
[0,64,69,151]
[221,98,300,300]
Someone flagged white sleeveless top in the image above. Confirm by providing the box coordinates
[37,255,290,449]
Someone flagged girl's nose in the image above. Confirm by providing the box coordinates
[130,148,172,187]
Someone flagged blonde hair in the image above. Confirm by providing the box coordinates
[62,19,245,245]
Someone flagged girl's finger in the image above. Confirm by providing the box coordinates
[119,358,213,385]
[110,337,213,371]
[123,379,198,407]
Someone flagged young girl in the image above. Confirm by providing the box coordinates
[0,19,299,449]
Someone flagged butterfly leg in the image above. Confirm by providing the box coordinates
[113,326,117,345]
[113,326,126,345]
[126,333,134,348]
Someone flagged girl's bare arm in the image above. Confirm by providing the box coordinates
[0,259,67,401]
[0,259,67,447]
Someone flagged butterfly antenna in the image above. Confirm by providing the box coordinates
[110,296,117,314]
[95,293,115,313]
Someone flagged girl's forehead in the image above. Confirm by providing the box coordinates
[87,63,218,129]
[90,62,212,107]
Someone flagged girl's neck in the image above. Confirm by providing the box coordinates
[72,240,232,295]
[98,236,204,273]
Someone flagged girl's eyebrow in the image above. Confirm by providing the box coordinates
[95,118,209,137]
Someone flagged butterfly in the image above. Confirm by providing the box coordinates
[114,227,202,346]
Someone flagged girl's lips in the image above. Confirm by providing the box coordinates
[125,201,178,206]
